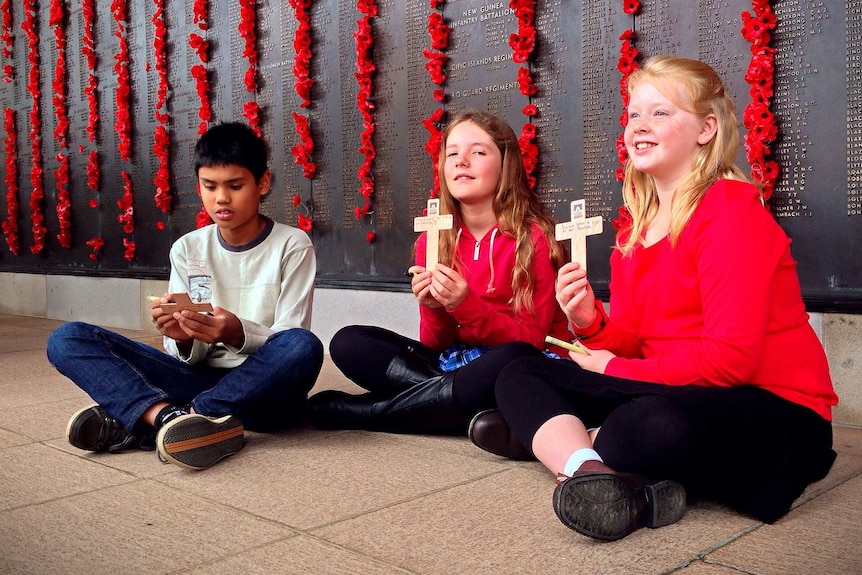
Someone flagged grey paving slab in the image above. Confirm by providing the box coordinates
[672,562,751,574]
[705,475,862,575]
[0,426,30,448]
[0,480,294,575]
[182,534,411,575]
[0,443,135,511]
[156,430,511,531]
[311,467,756,575]
[46,438,183,479]
[0,397,92,442]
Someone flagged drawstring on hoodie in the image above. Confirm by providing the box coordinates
[486,228,498,293]
[457,227,499,294]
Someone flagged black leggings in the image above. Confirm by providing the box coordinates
[329,325,538,416]
[495,355,836,524]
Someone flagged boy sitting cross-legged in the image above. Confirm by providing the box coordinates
[47,121,323,470]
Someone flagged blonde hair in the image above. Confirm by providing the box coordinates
[619,56,750,254]
[431,109,565,314]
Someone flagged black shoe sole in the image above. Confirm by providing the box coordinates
[640,479,687,528]
[156,414,244,470]
[554,473,639,541]
[553,474,686,541]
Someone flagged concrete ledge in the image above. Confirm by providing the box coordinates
[0,272,417,349]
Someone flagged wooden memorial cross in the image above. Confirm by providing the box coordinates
[158,293,213,313]
[555,199,603,271]
[414,198,453,269]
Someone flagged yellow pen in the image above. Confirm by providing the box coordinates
[545,335,591,356]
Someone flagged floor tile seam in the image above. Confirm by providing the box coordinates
[302,466,519,533]
[147,475,314,534]
[0,397,92,431]
[697,556,766,575]
[271,532,423,575]
[660,471,862,572]
[657,522,766,575]
[0,473,146,514]
[0,347,55,358]
[789,466,862,509]
[159,533,306,575]
[833,421,862,431]
[41,440,156,479]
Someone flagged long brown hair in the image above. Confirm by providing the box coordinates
[432,109,564,314]
[619,56,750,255]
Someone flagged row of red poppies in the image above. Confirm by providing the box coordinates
[1,0,777,260]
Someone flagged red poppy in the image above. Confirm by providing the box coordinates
[87,150,100,190]
[297,212,313,232]
[423,50,447,85]
[354,4,378,227]
[428,13,450,50]
[192,0,208,29]
[2,108,18,254]
[23,0,45,254]
[117,170,134,235]
[85,237,104,260]
[517,67,537,96]
[123,238,136,262]
[611,205,633,232]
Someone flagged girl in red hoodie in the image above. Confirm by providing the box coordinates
[308,109,571,434]
[471,57,838,541]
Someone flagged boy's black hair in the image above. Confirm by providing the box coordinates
[194,122,269,182]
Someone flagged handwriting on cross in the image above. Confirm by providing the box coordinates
[555,199,603,271]
[414,198,454,269]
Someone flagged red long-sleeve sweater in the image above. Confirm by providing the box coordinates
[576,179,837,420]
[417,222,571,353]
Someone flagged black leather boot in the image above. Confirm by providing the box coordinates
[358,350,443,394]
[307,372,468,435]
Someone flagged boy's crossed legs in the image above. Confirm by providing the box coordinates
[48,322,323,470]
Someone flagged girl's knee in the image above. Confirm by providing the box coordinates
[596,396,697,470]
[495,356,536,401]
[328,325,352,355]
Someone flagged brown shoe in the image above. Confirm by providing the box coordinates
[468,409,534,461]
[553,460,686,541]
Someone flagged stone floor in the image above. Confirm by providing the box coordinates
[1,313,861,575]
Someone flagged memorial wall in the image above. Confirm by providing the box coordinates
[0,0,859,311]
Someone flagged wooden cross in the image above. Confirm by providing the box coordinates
[555,199,603,271]
[414,198,453,269]
[158,293,213,313]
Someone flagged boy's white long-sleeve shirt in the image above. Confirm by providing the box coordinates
[163,217,316,368]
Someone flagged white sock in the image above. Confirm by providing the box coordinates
[562,448,603,477]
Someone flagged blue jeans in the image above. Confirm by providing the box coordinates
[47,322,324,433]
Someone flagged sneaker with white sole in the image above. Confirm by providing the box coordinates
[156,413,244,470]
[66,405,152,452]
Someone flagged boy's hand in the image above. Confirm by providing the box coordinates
[151,294,193,344]
[173,306,244,348]
[409,265,444,309]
